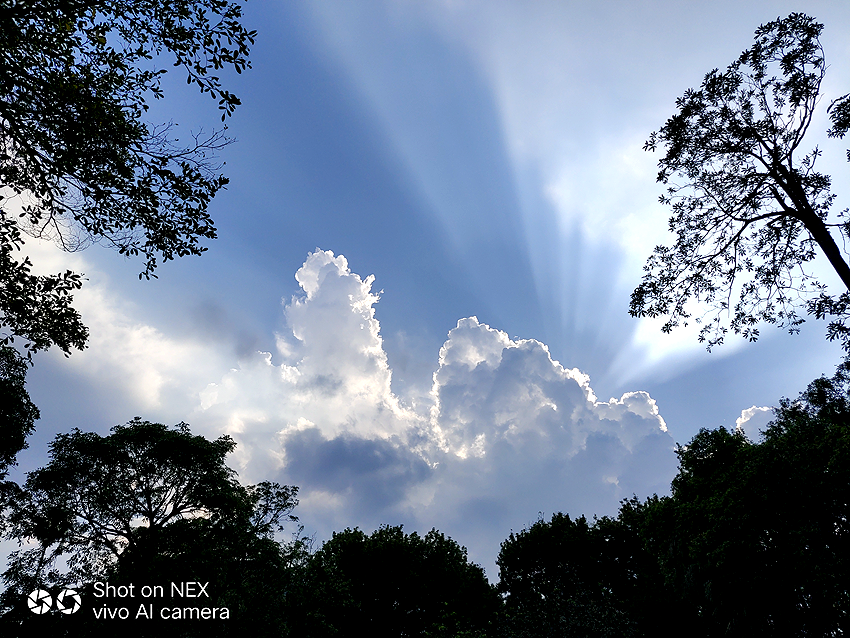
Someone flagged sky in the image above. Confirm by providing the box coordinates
[8,0,850,580]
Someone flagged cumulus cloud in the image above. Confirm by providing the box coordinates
[416,316,676,569]
[430,316,668,460]
[193,249,678,573]
[736,405,774,441]
[196,249,422,477]
[23,239,224,416]
[15,242,680,576]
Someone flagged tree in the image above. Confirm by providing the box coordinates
[630,13,850,350]
[0,346,39,480]
[286,525,500,637]
[0,345,38,541]
[0,418,301,636]
[494,360,850,636]
[496,513,640,637]
[633,362,850,636]
[0,0,255,358]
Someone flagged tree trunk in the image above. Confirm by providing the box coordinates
[774,165,850,294]
[802,212,850,294]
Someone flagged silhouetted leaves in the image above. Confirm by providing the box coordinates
[0,0,255,355]
[497,513,640,637]
[287,525,500,637]
[0,419,300,636]
[497,359,850,637]
[631,13,850,351]
[0,346,39,478]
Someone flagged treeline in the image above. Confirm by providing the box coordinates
[1,362,849,637]
[498,360,850,637]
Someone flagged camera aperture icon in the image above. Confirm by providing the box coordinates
[56,588,81,614]
[27,587,81,614]
[27,589,52,614]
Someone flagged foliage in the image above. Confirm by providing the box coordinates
[0,345,36,543]
[0,216,87,358]
[0,346,39,479]
[0,418,300,636]
[496,513,640,637]
[496,360,850,637]
[631,13,850,350]
[0,0,255,356]
[636,362,850,636]
[287,525,500,637]
[751,362,850,633]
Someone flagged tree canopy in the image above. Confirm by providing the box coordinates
[496,358,850,637]
[630,13,850,350]
[0,418,300,635]
[641,364,850,636]
[0,346,39,479]
[286,525,500,637]
[0,0,255,358]
[497,513,641,637]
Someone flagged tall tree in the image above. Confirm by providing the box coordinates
[630,13,850,350]
[495,359,850,637]
[0,0,255,358]
[632,362,850,636]
[0,345,38,541]
[0,418,301,636]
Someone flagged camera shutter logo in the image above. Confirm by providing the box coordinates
[56,588,81,614]
[27,589,52,614]
[27,588,81,614]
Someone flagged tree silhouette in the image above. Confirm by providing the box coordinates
[630,13,850,350]
[0,346,39,480]
[0,0,255,358]
[494,359,850,636]
[0,419,300,636]
[497,513,640,637]
[628,362,850,636]
[287,525,500,637]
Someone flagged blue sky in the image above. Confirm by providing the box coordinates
[10,0,850,578]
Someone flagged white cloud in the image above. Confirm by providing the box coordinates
[195,249,422,476]
[736,405,774,441]
[430,315,668,459]
[17,241,679,576]
[22,239,224,415]
[416,315,676,570]
[192,250,678,574]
